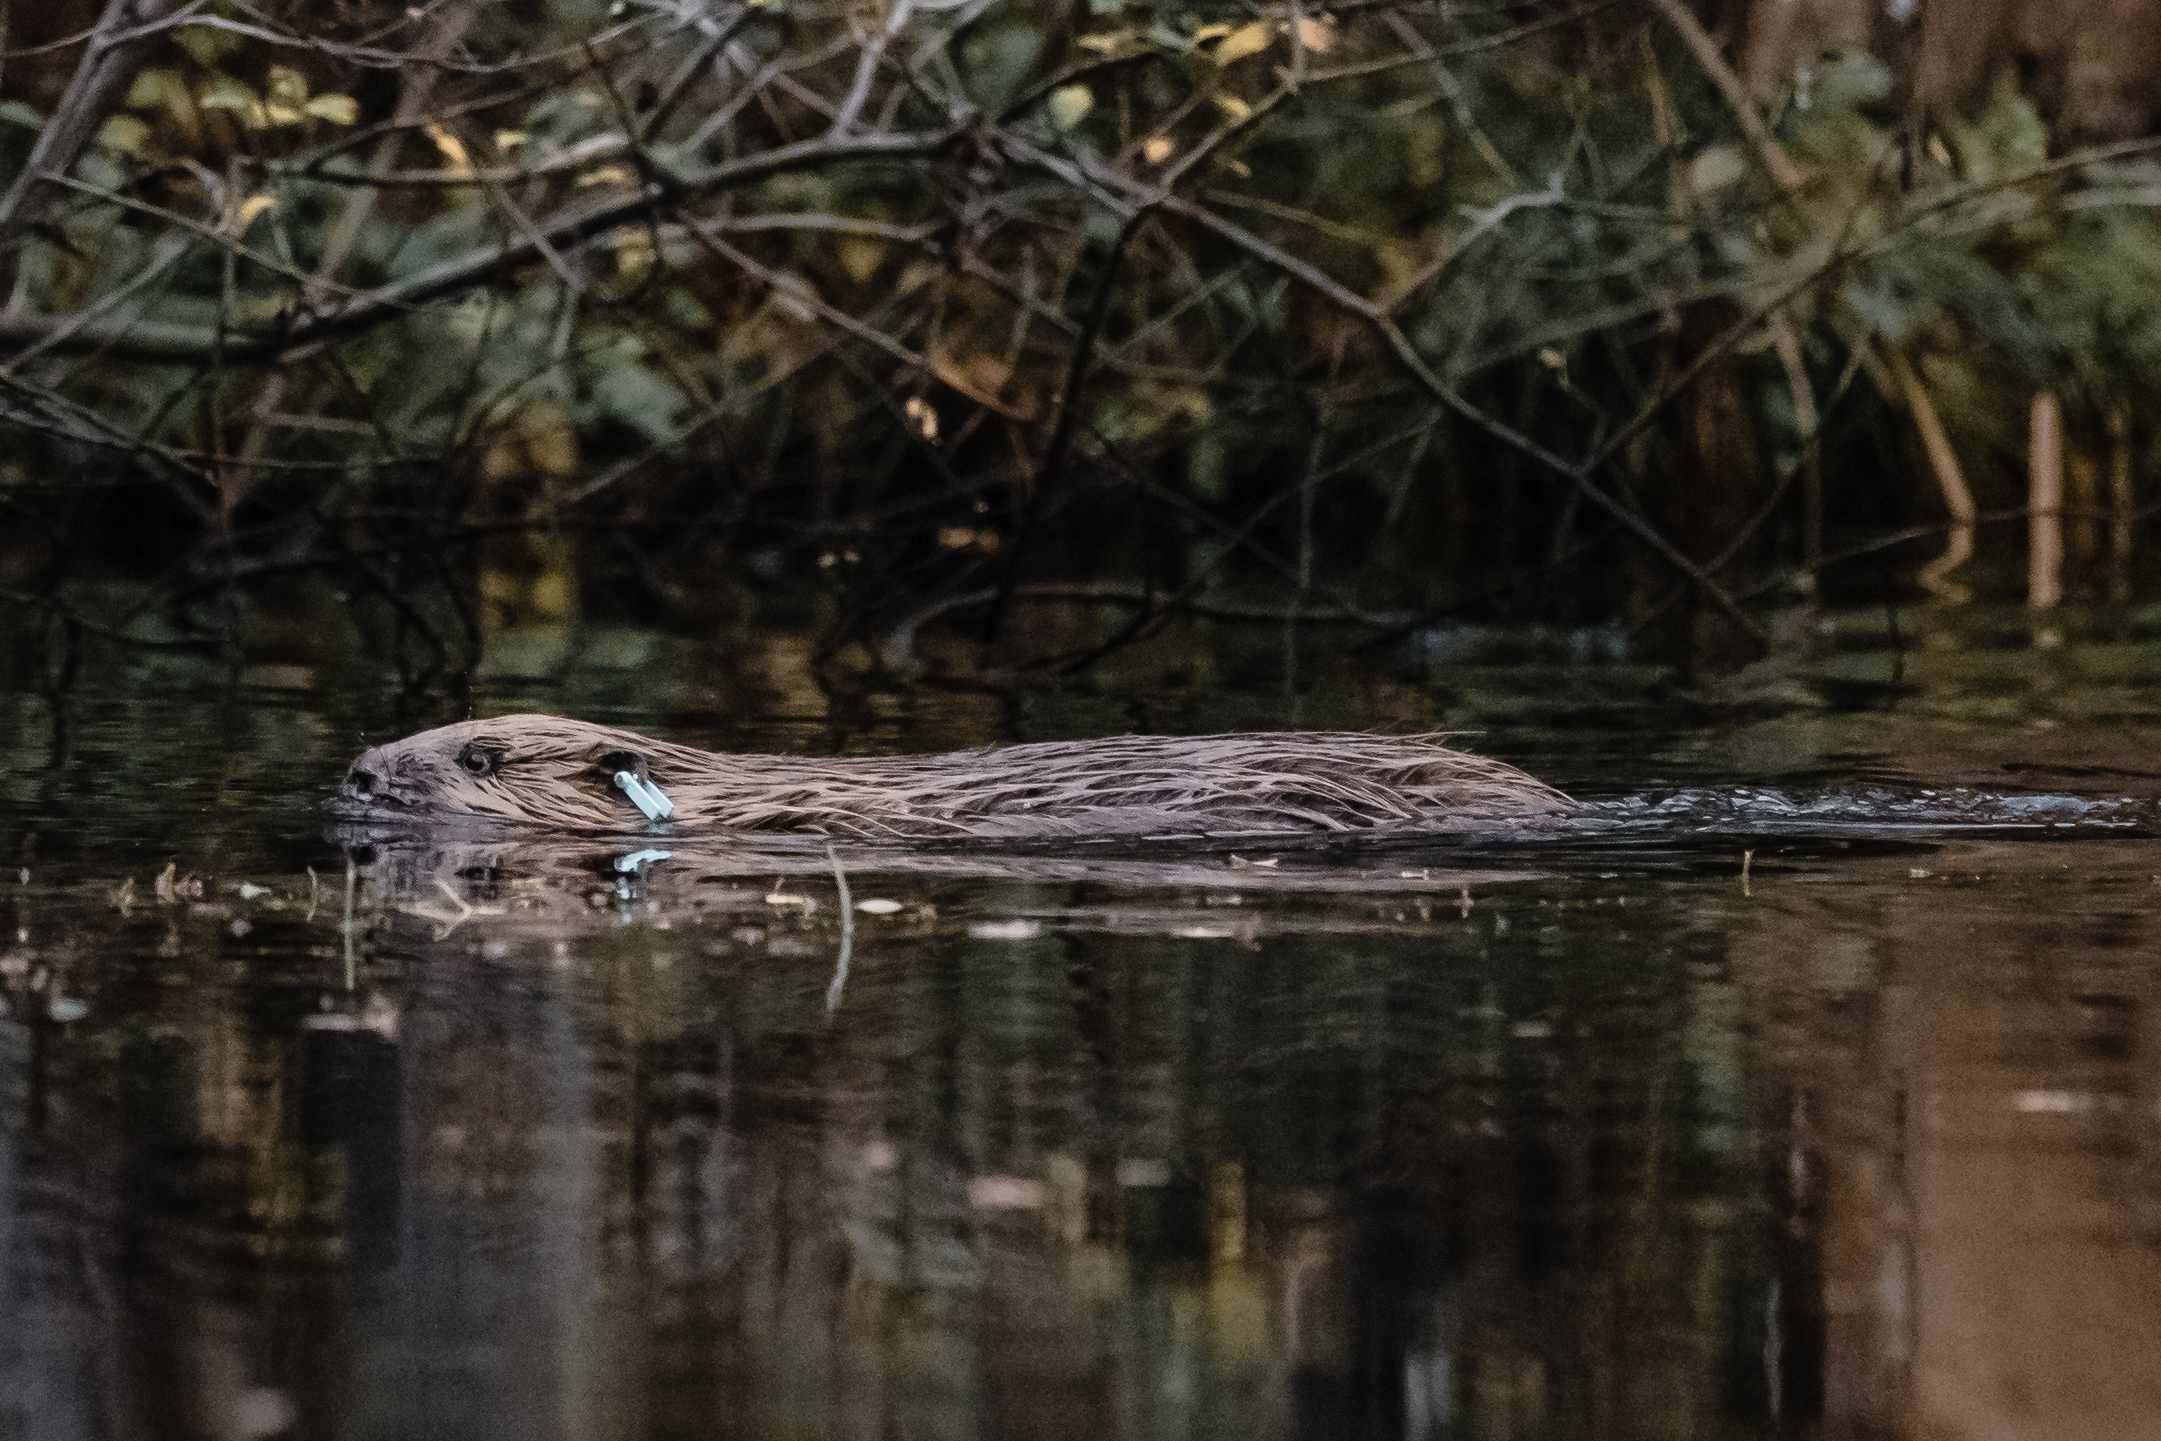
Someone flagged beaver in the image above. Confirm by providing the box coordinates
[335,715,1572,839]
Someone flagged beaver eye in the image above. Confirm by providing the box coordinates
[458,744,498,778]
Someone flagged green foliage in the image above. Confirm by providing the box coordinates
[4,0,2161,657]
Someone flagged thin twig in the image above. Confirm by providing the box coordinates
[983,216,1139,641]
[1647,0,1802,191]
[1144,188,1767,641]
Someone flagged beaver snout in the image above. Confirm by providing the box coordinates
[340,747,407,810]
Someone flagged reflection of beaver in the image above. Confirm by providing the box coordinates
[337,715,1571,838]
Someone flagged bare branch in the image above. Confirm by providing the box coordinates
[1140,189,1767,642]
[0,0,191,276]
[1648,0,1803,191]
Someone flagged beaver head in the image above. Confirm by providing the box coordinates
[338,715,697,829]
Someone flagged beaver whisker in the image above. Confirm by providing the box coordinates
[334,716,1573,838]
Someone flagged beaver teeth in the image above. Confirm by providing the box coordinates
[614,771,674,820]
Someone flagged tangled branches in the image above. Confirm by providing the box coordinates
[2,0,2160,673]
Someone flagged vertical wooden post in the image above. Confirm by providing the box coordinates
[2105,401,2134,603]
[2029,392,2062,611]
[1887,348,1973,600]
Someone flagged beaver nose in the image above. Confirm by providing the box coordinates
[341,747,401,807]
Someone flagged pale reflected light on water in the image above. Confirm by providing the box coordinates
[1,603,2159,1440]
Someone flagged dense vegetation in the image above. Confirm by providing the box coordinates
[2,0,2159,678]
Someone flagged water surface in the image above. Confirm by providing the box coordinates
[3,600,2158,1440]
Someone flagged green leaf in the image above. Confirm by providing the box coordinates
[957,22,1042,111]
[305,94,359,125]
[266,67,310,107]
[1952,84,2048,183]
[1047,85,1094,131]
[174,21,242,66]
[126,69,183,111]
[382,203,491,282]
[96,115,151,156]
[664,287,712,333]
[199,76,266,128]
[1212,21,1274,66]
[588,359,684,443]
[1688,146,1746,194]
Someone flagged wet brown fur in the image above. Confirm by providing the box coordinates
[338,715,1573,838]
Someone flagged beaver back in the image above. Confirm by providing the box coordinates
[336,716,1572,837]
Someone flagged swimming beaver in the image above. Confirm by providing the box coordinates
[336,715,1572,838]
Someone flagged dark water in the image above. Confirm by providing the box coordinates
[3,600,2160,1440]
